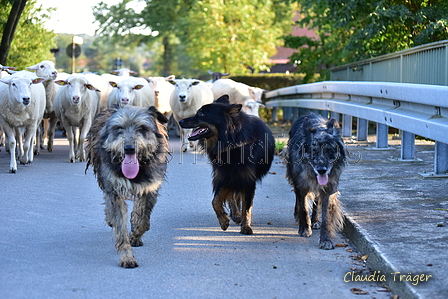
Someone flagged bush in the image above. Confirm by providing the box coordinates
[228,73,306,92]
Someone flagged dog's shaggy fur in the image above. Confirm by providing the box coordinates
[179,95,274,235]
[86,105,168,268]
[286,113,347,250]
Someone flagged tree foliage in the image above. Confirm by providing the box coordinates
[184,0,293,74]
[0,0,56,68]
[286,0,448,82]
[92,0,295,77]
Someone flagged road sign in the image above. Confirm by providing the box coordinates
[66,43,81,58]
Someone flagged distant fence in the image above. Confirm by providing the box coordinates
[265,81,448,177]
[330,40,448,86]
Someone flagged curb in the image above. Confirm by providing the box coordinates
[342,215,422,299]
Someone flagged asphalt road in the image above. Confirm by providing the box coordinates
[0,133,392,299]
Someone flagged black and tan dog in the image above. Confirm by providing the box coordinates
[286,113,347,249]
[86,105,168,268]
[179,95,274,235]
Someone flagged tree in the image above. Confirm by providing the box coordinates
[93,0,193,77]
[184,0,294,74]
[0,0,27,65]
[93,0,295,77]
[285,0,448,82]
[0,0,56,68]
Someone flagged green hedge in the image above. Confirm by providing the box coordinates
[227,73,306,92]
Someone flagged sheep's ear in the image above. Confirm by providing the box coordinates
[165,75,175,80]
[1,66,15,72]
[0,77,12,84]
[215,94,230,104]
[168,79,176,85]
[248,88,256,99]
[191,81,200,86]
[133,84,144,90]
[129,70,138,76]
[148,106,169,124]
[32,78,45,84]
[26,64,38,71]
[85,84,100,92]
[54,80,68,86]
[109,81,118,88]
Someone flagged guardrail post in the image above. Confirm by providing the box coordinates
[330,112,340,122]
[376,123,389,148]
[342,114,352,137]
[434,141,448,175]
[357,118,368,141]
[283,107,292,121]
[292,108,299,122]
[272,107,278,122]
[401,131,415,160]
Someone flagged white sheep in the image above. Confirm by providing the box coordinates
[208,70,229,82]
[26,60,59,153]
[0,71,45,173]
[111,68,138,77]
[146,75,175,115]
[0,64,16,147]
[106,77,155,108]
[211,78,266,116]
[242,99,265,117]
[53,74,100,163]
[0,64,15,78]
[84,73,111,110]
[169,78,214,151]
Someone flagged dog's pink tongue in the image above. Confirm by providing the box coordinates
[317,174,328,185]
[122,153,139,179]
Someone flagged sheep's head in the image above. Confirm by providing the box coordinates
[26,60,58,81]
[169,79,200,103]
[55,75,99,105]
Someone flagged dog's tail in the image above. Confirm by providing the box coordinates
[328,191,344,238]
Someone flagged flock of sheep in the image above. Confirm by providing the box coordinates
[0,61,266,173]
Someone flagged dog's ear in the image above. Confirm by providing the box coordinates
[226,104,242,116]
[215,94,230,104]
[148,106,169,124]
[326,118,340,135]
[302,117,316,134]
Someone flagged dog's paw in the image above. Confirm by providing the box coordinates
[298,227,312,237]
[230,213,242,225]
[219,218,230,231]
[119,258,139,268]
[319,239,334,250]
[240,226,253,235]
[130,237,143,247]
[311,221,321,229]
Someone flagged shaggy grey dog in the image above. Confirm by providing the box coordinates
[286,113,347,250]
[86,105,168,268]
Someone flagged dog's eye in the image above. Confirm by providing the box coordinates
[198,110,204,117]
[138,126,148,134]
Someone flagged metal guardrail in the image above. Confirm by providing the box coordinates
[265,81,448,177]
[330,40,448,86]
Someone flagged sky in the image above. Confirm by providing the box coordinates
[36,0,120,36]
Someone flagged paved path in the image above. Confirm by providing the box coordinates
[0,134,393,299]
